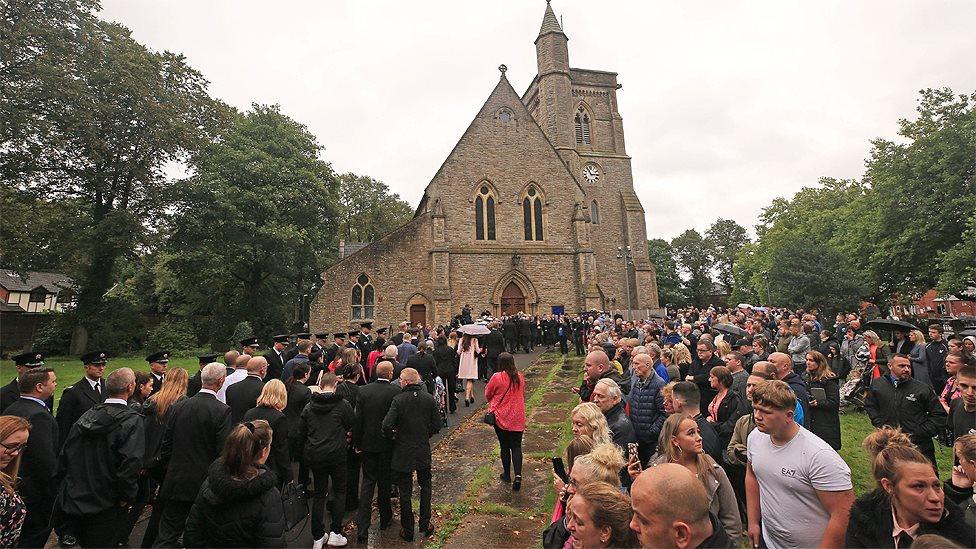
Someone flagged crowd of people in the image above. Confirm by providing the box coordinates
[1,305,975,548]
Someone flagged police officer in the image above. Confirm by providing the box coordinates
[56,351,108,448]
[146,350,169,396]
[0,351,51,413]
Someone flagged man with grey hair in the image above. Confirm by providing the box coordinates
[591,378,637,455]
[58,367,145,548]
[154,363,231,547]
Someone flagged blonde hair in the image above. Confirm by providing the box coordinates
[751,380,796,412]
[863,330,881,345]
[256,379,288,410]
[571,402,611,445]
[864,426,934,488]
[148,367,188,421]
[661,381,677,401]
[909,330,926,345]
[671,343,692,365]
[566,434,595,472]
[955,434,976,464]
[0,416,31,494]
[657,413,717,484]
[571,482,636,547]
[716,339,732,357]
[572,443,625,486]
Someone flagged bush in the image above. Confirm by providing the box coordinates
[230,321,254,347]
[146,319,198,353]
[32,312,75,355]
[84,296,146,355]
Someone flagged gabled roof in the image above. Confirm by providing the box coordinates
[0,270,74,293]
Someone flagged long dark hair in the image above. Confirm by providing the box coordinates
[497,352,520,388]
[221,420,272,479]
[461,333,472,352]
[286,363,310,390]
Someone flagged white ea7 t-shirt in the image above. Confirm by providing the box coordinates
[747,425,852,549]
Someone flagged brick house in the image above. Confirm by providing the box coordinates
[310,3,660,332]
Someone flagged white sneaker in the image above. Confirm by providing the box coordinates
[327,532,348,547]
[312,535,326,549]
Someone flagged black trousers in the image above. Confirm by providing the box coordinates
[356,450,393,536]
[16,497,54,549]
[310,457,347,539]
[493,426,523,478]
[574,336,585,356]
[121,474,151,545]
[346,448,361,511]
[486,356,499,377]
[914,437,938,470]
[152,499,193,548]
[559,337,569,355]
[445,372,459,412]
[395,468,432,534]
[67,506,126,548]
[505,337,517,353]
[478,355,488,380]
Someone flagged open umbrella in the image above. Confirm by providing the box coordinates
[957,328,976,338]
[864,319,918,333]
[457,323,491,336]
[712,323,748,338]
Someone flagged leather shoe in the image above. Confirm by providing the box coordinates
[421,525,436,537]
[399,528,414,542]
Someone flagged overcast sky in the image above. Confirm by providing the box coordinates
[101,0,976,241]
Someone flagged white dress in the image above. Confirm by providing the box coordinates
[457,339,480,380]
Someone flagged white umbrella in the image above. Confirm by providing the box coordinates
[458,323,491,335]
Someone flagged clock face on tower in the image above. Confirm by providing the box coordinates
[582,164,601,184]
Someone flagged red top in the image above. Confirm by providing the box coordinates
[485,371,526,432]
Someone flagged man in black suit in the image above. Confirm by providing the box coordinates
[325,332,345,366]
[240,335,261,357]
[58,367,144,549]
[483,322,506,377]
[153,363,232,548]
[346,330,361,352]
[146,350,169,397]
[56,351,108,448]
[0,351,51,413]
[312,332,329,355]
[502,316,517,353]
[382,368,442,541]
[264,334,289,382]
[353,361,400,542]
[226,356,267,423]
[186,353,218,397]
[357,321,373,363]
[5,366,59,548]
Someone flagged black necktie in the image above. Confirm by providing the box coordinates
[896,532,913,549]
[95,382,101,395]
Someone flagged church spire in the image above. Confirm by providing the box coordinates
[538,0,565,39]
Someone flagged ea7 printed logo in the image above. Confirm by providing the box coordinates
[781,468,797,477]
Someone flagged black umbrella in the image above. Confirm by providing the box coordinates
[864,318,918,333]
[712,323,748,338]
[958,328,976,338]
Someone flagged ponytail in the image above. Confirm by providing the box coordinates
[221,420,272,479]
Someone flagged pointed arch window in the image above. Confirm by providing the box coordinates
[575,106,591,145]
[590,200,600,224]
[351,273,375,319]
[522,185,544,241]
[475,185,496,240]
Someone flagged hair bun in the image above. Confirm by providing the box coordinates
[863,426,914,458]
[587,442,626,471]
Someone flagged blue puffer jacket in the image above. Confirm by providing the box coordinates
[627,371,667,445]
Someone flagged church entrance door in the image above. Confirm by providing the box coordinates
[501,282,526,316]
[410,304,426,326]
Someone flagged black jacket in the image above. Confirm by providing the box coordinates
[694,414,722,463]
[404,353,437,394]
[382,383,441,472]
[432,344,458,377]
[803,374,842,450]
[183,461,285,548]
[148,372,165,397]
[283,381,311,444]
[483,329,506,358]
[55,377,106,448]
[299,391,355,465]
[57,402,144,515]
[226,375,265,424]
[846,489,975,548]
[187,369,203,397]
[139,395,185,470]
[865,375,946,443]
[604,401,636,451]
[263,349,286,383]
[690,354,725,415]
[0,378,53,413]
[159,391,233,502]
[242,405,293,484]
[4,397,59,507]
[353,379,401,453]
[783,371,811,428]
[711,390,747,448]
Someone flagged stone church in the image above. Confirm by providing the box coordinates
[310,2,660,332]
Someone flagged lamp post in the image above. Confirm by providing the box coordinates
[617,246,634,320]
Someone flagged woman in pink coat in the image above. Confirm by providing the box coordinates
[485,352,526,490]
[457,333,481,405]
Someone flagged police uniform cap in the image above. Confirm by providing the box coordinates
[376,328,388,335]
[273,334,290,343]
[146,351,170,363]
[347,331,360,338]
[239,337,261,348]
[295,332,312,339]
[314,332,329,339]
[197,353,219,363]
[360,322,373,329]
[12,351,45,367]
[81,351,108,365]
[333,332,347,339]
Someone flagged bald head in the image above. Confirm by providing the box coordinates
[224,350,240,368]
[752,360,773,376]
[768,352,792,379]
[235,354,252,369]
[246,356,268,376]
[584,350,611,380]
[376,361,394,380]
[631,464,711,548]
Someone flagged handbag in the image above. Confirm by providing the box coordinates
[281,482,309,531]
[483,377,511,426]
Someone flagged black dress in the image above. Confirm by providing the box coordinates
[803,374,842,450]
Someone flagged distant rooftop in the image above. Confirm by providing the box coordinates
[338,241,368,259]
[0,269,74,293]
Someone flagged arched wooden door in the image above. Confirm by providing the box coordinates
[410,304,427,326]
[501,282,526,316]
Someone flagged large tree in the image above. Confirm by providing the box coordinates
[646,238,684,307]
[160,104,340,343]
[670,229,713,307]
[705,218,750,292]
[0,0,225,323]
[335,173,413,242]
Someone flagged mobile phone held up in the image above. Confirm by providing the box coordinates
[552,457,569,484]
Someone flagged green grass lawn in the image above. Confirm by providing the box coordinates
[838,409,954,495]
[8,355,204,408]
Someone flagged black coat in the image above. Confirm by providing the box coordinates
[694,414,723,463]
[3,397,58,508]
[382,383,441,472]
[263,349,286,383]
[404,353,437,394]
[0,378,54,413]
[226,375,265,424]
[803,374,842,450]
[690,354,725,415]
[299,391,355,465]
[149,372,165,397]
[432,344,458,378]
[846,489,975,548]
[710,390,747,448]
[183,461,285,548]
[56,377,106,448]
[353,379,401,453]
[242,405,293,484]
[865,375,946,444]
[483,329,505,358]
[187,370,203,397]
[283,381,311,447]
[140,395,186,470]
[57,402,145,515]
[158,392,233,502]
[604,402,636,451]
